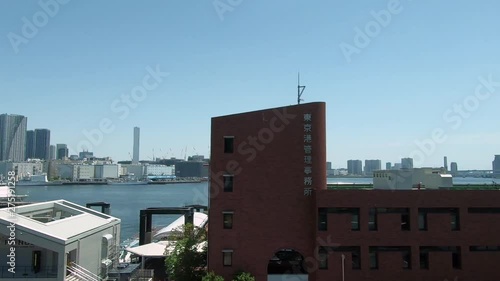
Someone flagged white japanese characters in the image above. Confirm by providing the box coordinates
[303,113,313,196]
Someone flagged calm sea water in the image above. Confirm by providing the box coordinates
[15,177,495,243]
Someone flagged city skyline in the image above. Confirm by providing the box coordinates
[1,110,498,170]
[1,1,499,169]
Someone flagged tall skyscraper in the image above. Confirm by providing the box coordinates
[451,162,458,175]
[133,127,140,164]
[347,160,363,175]
[326,162,332,170]
[401,157,414,169]
[34,129,50,160]
[444,156,448,171]
[26,130,36,159]
[56,144,69,160]
[49,145,56,160]
[364,159,381,176]
[386,162,391,170]
[493,155,500,178]
[0,114,27,161]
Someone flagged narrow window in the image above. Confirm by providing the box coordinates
[318,208,327,231]
[402,250,411,269]
[352,251,361,270]
[223,175,233,192]
[401,214,410,231]
[420,252,429,269]
[369,208,377,231]
[418,212,427,231]
[224,136,234,153]
[369,251,378,269]
[223,213,233,229]
[351,210,360,231]
[318,247,328,269]
[223,251,233,266]
[451,211,460,231]
[452,249,461,269]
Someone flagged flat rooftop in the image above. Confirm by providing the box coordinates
[327,183,500,190]
[0,199,120,244]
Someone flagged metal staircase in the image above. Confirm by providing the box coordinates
[66,262,102,281]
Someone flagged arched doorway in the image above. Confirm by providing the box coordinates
[267,249,308,281]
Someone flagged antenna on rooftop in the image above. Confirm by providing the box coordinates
[297,72,306,104]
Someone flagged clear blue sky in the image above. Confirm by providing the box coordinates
[1,0,499,170]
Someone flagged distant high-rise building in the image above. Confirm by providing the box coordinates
[34,129,50,160]
[56,144,69,160]
[326,162,332,170]
[347,160,363,175]
[79,151,94,159]
[393,163,402,170]
[0,114,27,161]
[49,145,56,160]
[451,162,458,175]
[133,127,140,164]
[444,156,448,171]
[364,159,381,176]
[401,157,413,169]
[386,162,391,170]
[493,155,500,178]
[25,130,35,159]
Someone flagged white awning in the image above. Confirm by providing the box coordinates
[125,242,168,257]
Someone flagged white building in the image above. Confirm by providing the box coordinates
[74,165,95,180]
[95,164,120,179]
[0,161,44,180]
[122,164,145,178]
[0,200,121,281]
[373,167,453,190]
[144,164,174,176]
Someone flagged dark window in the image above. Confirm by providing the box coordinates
[224,137,234,153]
[223,175,233,192]
[369,251,378,269]
[402,251,411,269]
[401,214,410,231]
[420,252,429,269]
[351,212,360,231]
[470,246,500,251]
[318,247,328,269]
[223,251,232,266]
[223,213,233,229]
[369,208,377,231]
[352,251,361,270]
[418,212,427,231]
[318,208,327,231]
[452,250,461,269]
[451,211,460,231]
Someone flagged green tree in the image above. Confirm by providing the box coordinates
[232,272,255,281]
[164,223,207,281]
[202,271,224,281]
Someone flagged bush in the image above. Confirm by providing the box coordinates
[203,271,224,281]
[232,272,255,281]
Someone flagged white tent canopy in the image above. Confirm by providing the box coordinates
[125,242,169,257]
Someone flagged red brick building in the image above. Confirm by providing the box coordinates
[208,102,500,281]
